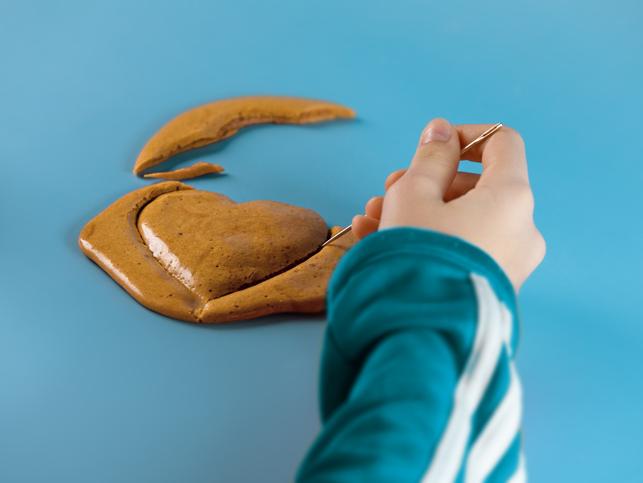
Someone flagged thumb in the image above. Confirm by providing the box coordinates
[408,118,461,197]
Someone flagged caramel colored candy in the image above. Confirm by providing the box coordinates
[78,182,354,323]
[133,96,355,175]
[143,161,224,180]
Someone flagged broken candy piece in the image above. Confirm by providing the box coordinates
[78,182,354,323]
[133,96,356,175]
[143,161,224,180]
[199,226,354,323]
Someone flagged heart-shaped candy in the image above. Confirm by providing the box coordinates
[78,182,353,323]
[137,190,328,301]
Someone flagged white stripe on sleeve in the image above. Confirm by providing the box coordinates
[465,362,523,482]
[500,304,514,356]
[507,453,527,483]
[421,274,504,483]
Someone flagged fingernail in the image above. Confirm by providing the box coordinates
[421,119,452,144]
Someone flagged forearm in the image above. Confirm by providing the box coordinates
[297,227,524,483]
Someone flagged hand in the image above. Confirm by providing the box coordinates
[352,118,546,293]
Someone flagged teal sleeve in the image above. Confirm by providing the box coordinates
[296,227,525,483]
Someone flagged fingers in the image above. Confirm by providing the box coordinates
[444,172,480,201]
[456,124,530,188]
[363,171,479,226]
[365,196,384,219]
[384,169,406,190]
[352,214,379,240]
[408,118,461,198]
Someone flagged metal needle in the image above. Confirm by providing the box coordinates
[321,122,504,248]
[460,122,503,155]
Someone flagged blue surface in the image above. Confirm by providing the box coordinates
[1,1,641,482]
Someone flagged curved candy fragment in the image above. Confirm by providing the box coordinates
[143,161,224,180]
[133,96,356,175]
[78,182,200,321]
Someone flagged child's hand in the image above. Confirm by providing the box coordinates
[352,118,546,293]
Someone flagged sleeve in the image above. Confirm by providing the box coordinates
[295,227,527,483]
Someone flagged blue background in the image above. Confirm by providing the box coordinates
[1,1,642,481]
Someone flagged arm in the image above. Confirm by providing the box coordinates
[296,228,524,483]
[298,119,544,482]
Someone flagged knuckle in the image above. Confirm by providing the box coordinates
[532,229,547,260]
[502,182,534,211]
[520,185,535,211]
[538,231,547,256]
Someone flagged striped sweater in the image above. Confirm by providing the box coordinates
[296,227,525,483]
